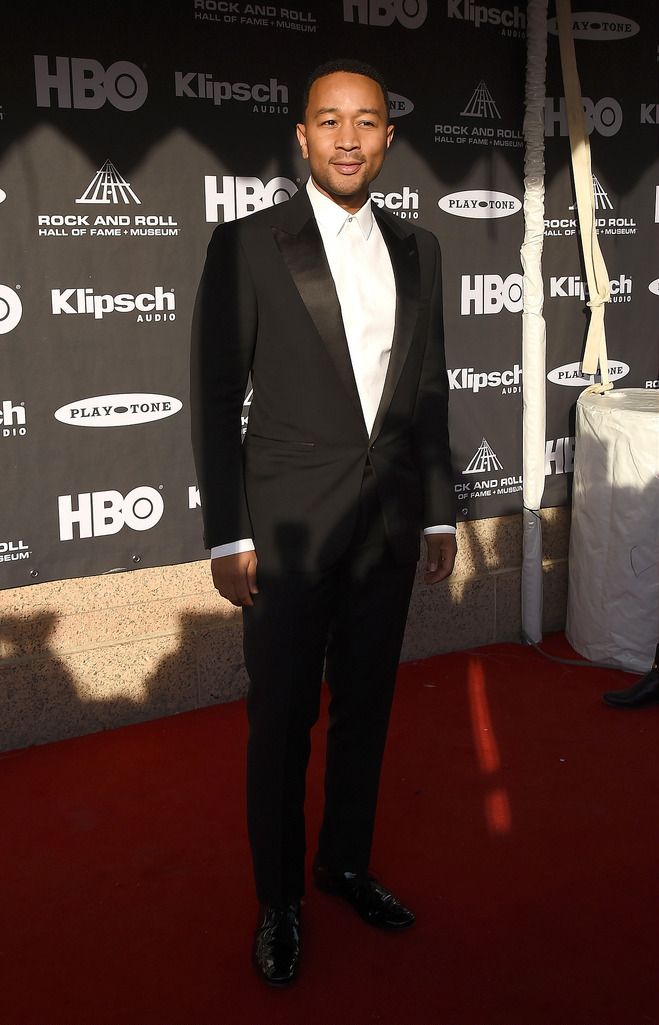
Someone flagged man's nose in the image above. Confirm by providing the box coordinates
[335,127,359,150]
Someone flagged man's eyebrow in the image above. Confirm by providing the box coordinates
[312,106,383,117]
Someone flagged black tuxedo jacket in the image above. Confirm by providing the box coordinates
[191,188,455,574]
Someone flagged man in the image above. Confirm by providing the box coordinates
[191,59,457,985]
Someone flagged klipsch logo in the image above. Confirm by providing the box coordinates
[545,96,623,137]
[51,286,176,322]
[38,161,179,238]
[344,0,428,28]
[435,80,522,148]
[547,361,630,387]
[54,394,182,427]
[175,72,288,113]
[547,13,639,39]
[439,190,521,218]
[449,364,521,394]
[0,285,22,334]
[1,399,27,437]
[549,273,632,303]
[34,56,148,111]
[461,274,523,315]
[193,2,318,32]
[58,487,164,540]
[447,1,525,36]
[205,175,297,222]
[0,540,31,563]
[455,437,522,505]
[371,187,419,219]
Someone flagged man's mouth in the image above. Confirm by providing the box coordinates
[331,161,364,175]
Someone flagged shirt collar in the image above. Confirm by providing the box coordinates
[306,177,374,240]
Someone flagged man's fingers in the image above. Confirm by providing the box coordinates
[211,552,258,606]
[424,534,457,585]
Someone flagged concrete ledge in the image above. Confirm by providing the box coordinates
[0,508,570,751]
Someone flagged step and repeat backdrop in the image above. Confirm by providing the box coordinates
[1,0,657,586]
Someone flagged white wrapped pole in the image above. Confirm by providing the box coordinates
[521,0,548,643]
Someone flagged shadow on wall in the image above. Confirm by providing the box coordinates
[0,508,573,754]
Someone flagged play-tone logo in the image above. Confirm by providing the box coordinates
[0,188,6,204]
[547,360,630,387]
[55,394,182,427]
[0,285,22,334]
[58,487,164,540]
[344,0,427,28]
[461,274,523,315]
[388,93,414,117]
[205,175,297,222]
[547,13,639,39]
[649,279,659,296]
[34,56,148,111]
[439,190,521,218]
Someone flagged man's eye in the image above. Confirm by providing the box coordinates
[321,119,337,126]
[358,120,375,127]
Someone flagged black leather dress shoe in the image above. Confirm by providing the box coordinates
[253,901,300,985]
[603,648,659,709]
[313,863,415,929]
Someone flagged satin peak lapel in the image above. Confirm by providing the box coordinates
[369,216,420,442]
[272,219,365,425]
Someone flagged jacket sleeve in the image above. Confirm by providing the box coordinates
[190,225,257,549]
[412,236,456,529]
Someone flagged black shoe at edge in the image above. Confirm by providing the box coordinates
[253,901,300,986]
[313,863,415,930]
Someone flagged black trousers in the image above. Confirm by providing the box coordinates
[243,468,417,906]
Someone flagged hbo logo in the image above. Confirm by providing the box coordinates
[461,274,524,316]
[58,487,164,541]
[34,56,148,111]
[545,96,622,137]
[204,175,298,223]
[343,0,427,28]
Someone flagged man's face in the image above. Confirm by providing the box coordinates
[296,71,394,213]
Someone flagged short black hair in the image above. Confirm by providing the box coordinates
[301,59,389,122]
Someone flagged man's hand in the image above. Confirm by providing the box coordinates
[211,552,259,607]
[424,532,457,585]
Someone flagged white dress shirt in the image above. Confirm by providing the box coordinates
[211,178,454,559]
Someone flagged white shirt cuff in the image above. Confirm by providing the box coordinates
[210,538,255,559]
[423,525,456,534]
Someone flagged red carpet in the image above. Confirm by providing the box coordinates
[2,634,658,1025]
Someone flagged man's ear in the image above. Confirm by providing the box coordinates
[386,124,395,149]
[296,123,308,159]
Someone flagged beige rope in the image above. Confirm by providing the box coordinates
[556,0,612,393]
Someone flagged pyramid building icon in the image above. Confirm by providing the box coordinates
[464,438,504,475]
[569,175,613,212]
[460,81,501,119]
[76,160,141,205]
